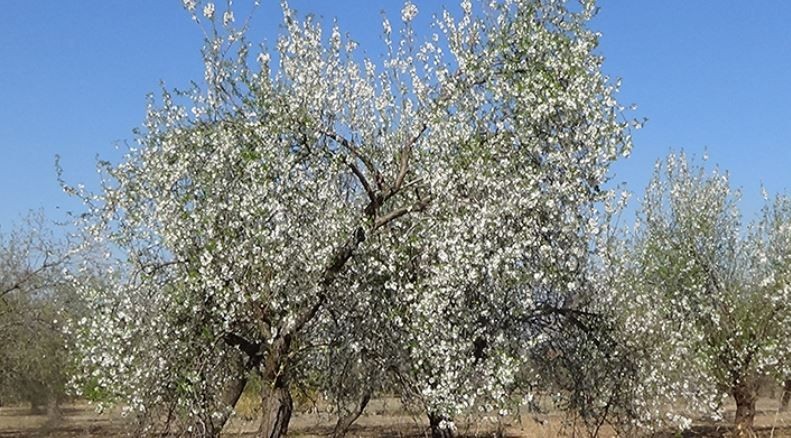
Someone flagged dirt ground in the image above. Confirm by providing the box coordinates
[2,397,791,437]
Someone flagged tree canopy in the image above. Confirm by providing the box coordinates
[65,0,636,436]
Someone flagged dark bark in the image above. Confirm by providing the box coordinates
[781,379,791,412]
[428,412,455,438]
[732,379,758,437]
[332,392,371,438]
[258,338,293,438]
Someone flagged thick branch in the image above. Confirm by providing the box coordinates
[289,227,367,336]
[374,197,432,230]
[286,172,431,338]
[333,391,372,438]
[223,333,263,366]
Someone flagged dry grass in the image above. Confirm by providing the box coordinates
[2,397,791,437]
[0,403,129,437]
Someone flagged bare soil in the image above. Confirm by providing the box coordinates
[2,397,791,437]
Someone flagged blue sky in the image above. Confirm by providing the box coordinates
[1,1,789,231]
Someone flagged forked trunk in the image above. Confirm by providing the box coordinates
[258,338,293,438]
[732,379,757,437]
[780,379,791,412]
[332,392,371,438]
[428,412,455,438]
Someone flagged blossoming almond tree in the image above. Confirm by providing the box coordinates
[66,0,633,436]
[606,153,791,436]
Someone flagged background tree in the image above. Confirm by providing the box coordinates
[747,193,791,416]
[605,153,791,436]
[0,213,75,418]
[66,0,634,436]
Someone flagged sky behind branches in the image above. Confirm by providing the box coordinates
[1,1,790,230]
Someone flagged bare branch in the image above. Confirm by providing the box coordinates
[0,259,61,299]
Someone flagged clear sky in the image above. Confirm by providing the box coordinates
[1,1,790,231]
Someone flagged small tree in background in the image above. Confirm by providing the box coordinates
[0,213,76,418]
[605,153,791,436]
[746,193,791,418]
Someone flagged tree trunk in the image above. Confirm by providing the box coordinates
[27,383,47,415]
[780,379,791,412]
[30,402,44,415]
[46,398,62,422]
[732,379,758,437]
[332,392,371,438]
[259,382,292,438]
[222,374,249,412]
[428,412,455,438]
[258,338,293,438]
[205,374,249,437]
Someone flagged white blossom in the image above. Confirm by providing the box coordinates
[223,10,234,26]
[203,2,215,20]
[401,1,419,22]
